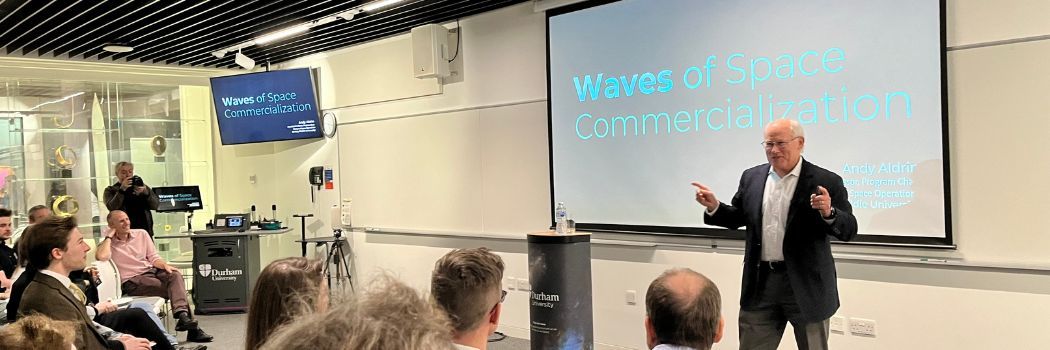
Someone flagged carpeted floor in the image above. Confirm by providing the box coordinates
[194,313,246,350]
[194,313,530,350]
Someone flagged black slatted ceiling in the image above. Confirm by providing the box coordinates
[0,0,527,69]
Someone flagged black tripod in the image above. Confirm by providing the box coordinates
[323,229,354,291]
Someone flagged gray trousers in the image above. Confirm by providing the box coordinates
[739,267,830,350]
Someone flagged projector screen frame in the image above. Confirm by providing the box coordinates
[545,0,954,248]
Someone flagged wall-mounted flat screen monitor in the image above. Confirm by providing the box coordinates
[155,186,203,212]
[210,68,323,145]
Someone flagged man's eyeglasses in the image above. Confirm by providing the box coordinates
[490,290,508,314]
[761,136,800,150]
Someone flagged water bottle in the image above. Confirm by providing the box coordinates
[555,202,568,234]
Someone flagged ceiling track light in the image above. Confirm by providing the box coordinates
[362,0,405,12]
[102,43,134,53]
[254,24,311,45]
[210,0,409,65]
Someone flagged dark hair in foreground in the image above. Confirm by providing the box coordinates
[260,275,455,350]
[245,257,325,350]
[20,215,78,270]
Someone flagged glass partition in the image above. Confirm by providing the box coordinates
[0,79,215,262]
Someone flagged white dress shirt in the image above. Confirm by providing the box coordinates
[38,269,74,290]
[760,159,803,262]
[653,344,698,350]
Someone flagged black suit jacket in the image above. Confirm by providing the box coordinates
[17,272,113,350]
[103,182,159,237]
[705,159,857,322]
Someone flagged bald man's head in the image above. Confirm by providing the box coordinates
[644,268,723,350]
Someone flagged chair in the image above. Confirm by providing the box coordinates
[168,255,195,293]
[93,259,176,333]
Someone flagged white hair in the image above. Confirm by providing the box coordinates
[767,119,805,138]
[788,119,805,138]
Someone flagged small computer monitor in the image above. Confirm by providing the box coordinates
[226,215,244,228]
[154,186,203,212]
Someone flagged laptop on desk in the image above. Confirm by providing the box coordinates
[196,213,248,234]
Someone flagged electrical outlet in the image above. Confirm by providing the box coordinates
[625,290,637,305]
[848,318,877,337]
[830,316,846,333]
[517,278,531,291]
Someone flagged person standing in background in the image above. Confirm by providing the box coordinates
[103,162,159,237]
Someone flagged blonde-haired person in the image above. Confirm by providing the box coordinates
[260,275,455,350]
[0,314,78,350]
[245,257,327,350]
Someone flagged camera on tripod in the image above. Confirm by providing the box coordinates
[322,228,353,291]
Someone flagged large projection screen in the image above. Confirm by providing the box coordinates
[547,0,951,246]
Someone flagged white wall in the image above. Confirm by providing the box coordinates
[215,1,1050,349]
[210,133,344,264]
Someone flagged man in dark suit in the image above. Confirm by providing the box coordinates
[692,119,857,350]
[0,208,16,293]
[16,215,152,350]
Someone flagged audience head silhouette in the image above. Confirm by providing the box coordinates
[260,275,455,350]
[245,257,327,350]
[645,268,724,350]
[430,247,505,350]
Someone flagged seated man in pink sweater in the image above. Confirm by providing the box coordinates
[95,210,213,343]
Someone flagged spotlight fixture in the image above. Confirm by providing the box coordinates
[102,44,134,53]
[335,9,364,21]
[234,50,256,70]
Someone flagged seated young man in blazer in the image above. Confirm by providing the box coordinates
[16,215,153,350]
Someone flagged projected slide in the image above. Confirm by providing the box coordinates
[210,68,322,145]
[548,0,948,244]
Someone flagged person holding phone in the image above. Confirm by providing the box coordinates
[103,162,159,237]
